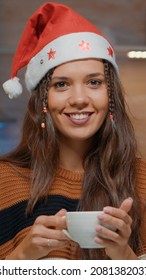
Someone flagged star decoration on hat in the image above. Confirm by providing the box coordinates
[48,48,56,60]
[79,40,90,51]
[107,46,113,57]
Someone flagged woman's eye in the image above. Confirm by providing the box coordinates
[89,80,101,87]
[54,81,68,89]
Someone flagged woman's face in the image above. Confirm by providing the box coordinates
[47,59,108,142]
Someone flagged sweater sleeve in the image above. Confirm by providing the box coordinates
[136,158,146,259]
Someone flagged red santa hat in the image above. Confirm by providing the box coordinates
[2,2,118,99]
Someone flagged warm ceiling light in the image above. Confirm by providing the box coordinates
[127,50,146,59]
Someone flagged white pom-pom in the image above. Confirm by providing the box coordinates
[2,77,23,99]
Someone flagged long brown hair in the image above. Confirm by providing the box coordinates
[79,61,140,258]
[1,60,141,259]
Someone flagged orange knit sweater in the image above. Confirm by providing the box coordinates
[0,159,146,260]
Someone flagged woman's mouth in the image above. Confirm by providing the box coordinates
[65,112,93,125]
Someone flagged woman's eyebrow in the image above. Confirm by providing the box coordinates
[51,76,69,81]
[86,72,105,78]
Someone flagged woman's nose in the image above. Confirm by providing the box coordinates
[68,85,89,109]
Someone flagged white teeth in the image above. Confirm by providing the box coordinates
[70,114,89,120]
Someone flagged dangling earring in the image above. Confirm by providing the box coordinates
[41,99,48,128]
[40,68,54,128]
[109,113,115,126]
[109,93,115,128]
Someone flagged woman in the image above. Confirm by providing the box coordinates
[0,2,146,260]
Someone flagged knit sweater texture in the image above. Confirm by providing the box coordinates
[0,158,146,260]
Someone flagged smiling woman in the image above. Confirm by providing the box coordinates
[0,2,146,260]
[47,60,108,145]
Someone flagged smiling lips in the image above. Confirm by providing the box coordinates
[65,112,93,125]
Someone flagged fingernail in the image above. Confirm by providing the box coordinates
[127,197,133,201]
[94,237,102,243]
[103,206,112,213]
[61,216,66,222]
[96,225,103,233]
[98,214,105,221]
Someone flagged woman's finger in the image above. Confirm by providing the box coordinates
[55,209,67,217]
[30,224,68,240]
[34,212,66,229]
[98,212,132,230]
[103,200,133,225]
[119,197,133,212]
[96,222,131,242]
[32,236,69,248]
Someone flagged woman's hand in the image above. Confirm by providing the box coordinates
[95,197,138,259]
[6,209,69,260]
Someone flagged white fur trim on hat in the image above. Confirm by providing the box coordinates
[25,32,118,92]
[2,77,23,99]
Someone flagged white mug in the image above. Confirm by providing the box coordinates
[63,211,116,248]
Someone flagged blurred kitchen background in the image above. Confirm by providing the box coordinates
[0,0,146,158]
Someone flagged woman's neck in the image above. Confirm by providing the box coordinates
[59,138,92,172]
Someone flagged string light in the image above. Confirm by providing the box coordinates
[127,51,146,59]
